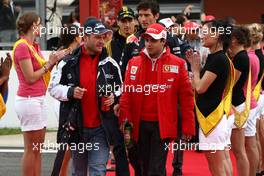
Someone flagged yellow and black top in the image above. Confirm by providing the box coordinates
[195,50,234,136]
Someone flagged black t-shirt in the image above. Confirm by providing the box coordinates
[196,50,230,117]
[255,49,264,90]
[232,50,250,106]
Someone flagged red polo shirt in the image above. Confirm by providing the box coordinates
[141,58,158,121]
[80,45,101,128]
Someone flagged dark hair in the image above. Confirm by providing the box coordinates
[204,20,233,52]
[231,26,250,47]
[85,16,97,22]
[58,24,80,49]
[74,6,80,22]
[137,0,159,16]
[69,11,77,24]
[68,6,80,24]
[16,12,40,35]
[224,16,236,26]
[175,14,187,26]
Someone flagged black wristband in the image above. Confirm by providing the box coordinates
[67,86,75,99]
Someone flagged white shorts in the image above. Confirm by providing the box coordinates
[245,107,258,137]
[15,95,47,132]
[226,115,235,145]
[226,103,246,145]
[230,103,247,129]
[199,115,228,151]
[257,94,264,119]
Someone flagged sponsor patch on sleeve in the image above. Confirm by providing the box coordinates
[130,75,136,80]
[131,66,138,74]
[170,65,178,73]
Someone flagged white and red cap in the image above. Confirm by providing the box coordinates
[159,18,175,28]
[205,15,215,22]
[184,21,200,31]
[142,23,167,40]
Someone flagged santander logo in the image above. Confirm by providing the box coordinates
[147,28,159,34]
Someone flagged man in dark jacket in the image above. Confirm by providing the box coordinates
[0,0,20,47]
[104,6,137,173]
[106,6,136,65]
[49,18,130,176]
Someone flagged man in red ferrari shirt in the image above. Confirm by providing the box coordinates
[114,23,195,175]
[49,18,127,175]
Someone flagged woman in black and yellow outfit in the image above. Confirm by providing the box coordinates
[247,23,264,176]
[257,24,264,176]
[187,20,233,176]
[228,26,251,176]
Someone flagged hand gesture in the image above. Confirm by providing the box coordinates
[185,49,201,73]
[48,49,69,65]
[103,93,114,107]
[183,4,193,16]
[182,134,192,142]
[114,104,120,117]
[73,87,87,99]
[1,53,12,77]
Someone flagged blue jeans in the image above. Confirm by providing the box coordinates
[72,126,109,176]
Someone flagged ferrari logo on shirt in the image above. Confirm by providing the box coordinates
[131,66,138,74]
[163,65,178,73]
[163,65,170,72]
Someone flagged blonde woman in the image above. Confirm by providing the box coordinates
[243,23,262,176]
[249,23,264,176]
[257,24,264,176]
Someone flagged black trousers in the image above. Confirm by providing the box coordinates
[128,142,142,176]
[172,139,184,176]
[138,121,169,176]
[172,105,184,176]
[101,113,130,176]
[173,107,198,176]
